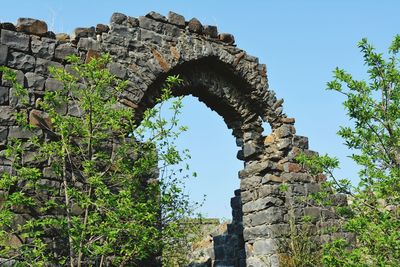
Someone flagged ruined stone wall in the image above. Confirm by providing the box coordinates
[0,11,352,267]
[188,189,245,267]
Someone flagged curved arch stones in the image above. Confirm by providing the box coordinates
[0,11,349,267]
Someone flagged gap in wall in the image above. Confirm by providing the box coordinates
[156,95,242,220]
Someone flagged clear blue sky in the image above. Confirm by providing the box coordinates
[1,1,399,219]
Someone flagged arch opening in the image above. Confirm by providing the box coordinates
[136,57,273,265]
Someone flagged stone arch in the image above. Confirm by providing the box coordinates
[144,57,264,150]
[0,11,349,267]
[97,12,293,165]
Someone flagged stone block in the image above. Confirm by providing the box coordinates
[218,48,235,64]
[8,126,36,139]
[0,87,9,105]
[305,183,321,194]
[283,162,302,173]
[0,29,30,51]
[31,36,56,60]
[22,150,45,165]
[246,256,266,267]
[281,172,311,182]
[45,78,63,92]
[122,86,144,104]
[274,124,295,138]
[16,18,48,36]
[7,52,35,72]
[55,43,78,60]
[243,141,259,158]
[56,33,70,42]
[276,138,291,150]
[268,224,290,238]
[188,18,203,34]
[0,126,8,147]
[321,208,337,220]
[127,16,139,27]
[262,174,287,184]
[247,207,283,226]
[73,27,95,39]
[290,184,306,195]
[25,72,45,91]
[110,24,138,38]
[243,225,270,241]
[108,62,127,79]
[293,135,309,149]
[77,37,100,51]
[0,106,16,125]
[232,209,243,222]
[257,185,281,198]
[163,23,182,39]
[138,16,164,33]
[145,11,166,21]
[1,22,16,31]
[264,134,275,146]
[236,137,244,147]
[10,87,29,107]
[35,58,63,76]
[204,25,218,38]
[242,197,284,213]
[140,29,163,45]
[237,150,244,160]
[102,32,126,47]
[29,109,52,130]
[0,44,8,66]
[85,49,100,64]
[240,175,262,190]
[167,11,185,27]
[110,12,127,24]
[244,131,261,142]
[253,239,277,256]
[96,24,109,34]
[45,31,56,39]
[234,188,241,197]
[275,107,283,116]
[68,102,81,117]
[281,117,295,124]
[239,160,274,178]
[219,33,235,45]
[240,190,256,203]
[230,195,242,210]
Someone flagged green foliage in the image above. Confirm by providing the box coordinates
[299,36,400,266]
[0,54,199,266]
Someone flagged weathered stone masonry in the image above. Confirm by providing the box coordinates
[0,11,352,266]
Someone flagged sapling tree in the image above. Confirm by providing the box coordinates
[297,36,400,266]
[0,54,198,266]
